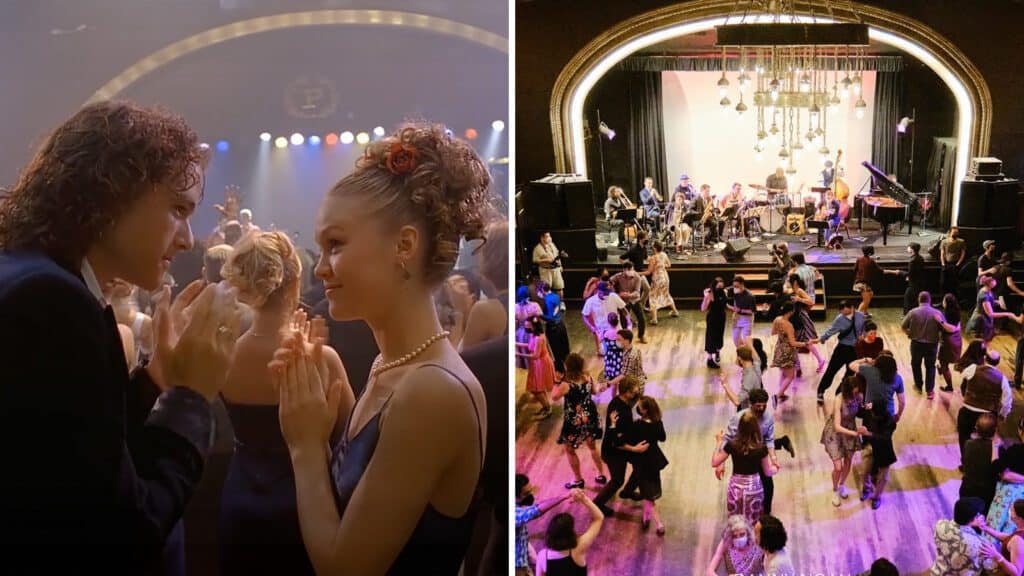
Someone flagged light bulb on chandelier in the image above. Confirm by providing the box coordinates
[840,76,852,99]
[809,104,820,125]
[798,72,812,93]
[852,73,863,97]
[855,97,867,119]
[735,100,748,116]
[717,73,730,98]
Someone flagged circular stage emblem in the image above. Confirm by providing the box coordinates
[285,75,339,119]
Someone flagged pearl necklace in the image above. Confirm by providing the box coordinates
[370,331,450,378]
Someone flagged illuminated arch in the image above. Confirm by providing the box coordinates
[86,10,507,104]
[550,1,990,224]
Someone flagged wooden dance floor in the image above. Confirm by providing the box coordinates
[515,307,1024,575]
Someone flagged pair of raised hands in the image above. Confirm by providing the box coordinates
[148,279,242,401]
[270,310,347,453]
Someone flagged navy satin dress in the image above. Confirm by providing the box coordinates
[219,400,314,575]
[330,364,484,574]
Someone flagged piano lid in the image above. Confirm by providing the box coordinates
[861,160,916,207]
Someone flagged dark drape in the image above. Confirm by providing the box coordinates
[619,55,905,73]
[927,137,958,228]
[871,70,904,177]
[628,72,667,201]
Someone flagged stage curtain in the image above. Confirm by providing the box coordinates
[619,55,904,73]
[871,70,903,177]
[628,72,667,201]
[927,137,958,227]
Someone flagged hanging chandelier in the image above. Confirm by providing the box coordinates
[716,1,870,167]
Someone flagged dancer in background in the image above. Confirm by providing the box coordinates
[705,515,763,576]
[771,302,808,405]
[535,491,604,576]
[814,300,866,405]
[630,396,668,535]
[552,353,607,490]
[712,411,779,526]
[819,377,865,507]
[728,276,756,350]
[516,286,543,368]
[703,277,728,368]
[643,241,678,325]
[593,376,643,517]
[938,294,964,393]
[540,283,570,376]
[517,317,555,420]
[787,274,825,373]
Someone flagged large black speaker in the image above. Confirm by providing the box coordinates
[957,226,1019,254]
[525,178,596,230]
[550,228,598,263]
[958,179,1020,228]
[721,237,751,261]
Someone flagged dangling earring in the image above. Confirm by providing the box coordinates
[398,260,411,281]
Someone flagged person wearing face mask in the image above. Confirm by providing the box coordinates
[582,282,629,358]
[703,277,728,368]
[593,376,645,517]
[902,242,925,315]
[514,474,578,576]
[813,300,866,405]
[930,497,1002,574]
[607,329,647,396]
[705,514,763,575]
[627,396,668,535]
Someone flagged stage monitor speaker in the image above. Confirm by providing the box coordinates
[721,238,751,261]
[548,228,598,263]
[956,226,1018,254]
[957,179,1020,228]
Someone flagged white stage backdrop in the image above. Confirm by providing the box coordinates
[662,71,875,202]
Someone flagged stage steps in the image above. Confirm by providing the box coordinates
[737,273,828,320]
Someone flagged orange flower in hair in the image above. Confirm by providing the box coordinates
[385,142,418,175]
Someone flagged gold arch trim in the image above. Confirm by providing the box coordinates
[549,0,991,172]
[87,10,508,104]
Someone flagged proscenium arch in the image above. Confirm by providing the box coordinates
[550,1,990,225]
[86,9,508,104]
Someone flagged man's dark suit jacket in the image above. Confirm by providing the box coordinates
[0,252,213,573]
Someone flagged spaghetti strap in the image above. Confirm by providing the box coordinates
[416,363,485,468]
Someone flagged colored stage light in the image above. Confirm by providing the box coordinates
[259,132,272,142]
[325,133,338,145]
[355,132,370,145]
[216,140,230,152]
[464,128,478,140]
[290,133,304,146]
[491,120,505,132]
[373,126,385,137]
[309,135,321,146]
[340,131,354,144]
[274,137,287,149]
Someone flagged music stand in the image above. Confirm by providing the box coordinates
[617,208,639,246]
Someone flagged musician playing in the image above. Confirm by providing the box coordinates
[664,190,692,252]
[695,184,722,242]
[719,183,745,237]
[604,185,633,247]
[639,177,663,232]
[817,190,842,241]
[766,168,788,193]
[674,173,696,201]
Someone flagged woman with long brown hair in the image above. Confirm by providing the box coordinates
[552,352,607,490]
[712,411,779,526]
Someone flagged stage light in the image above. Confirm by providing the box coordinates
[290,133,304,146]
[274,137,287,149]
[897,116,914,134]
[325,133,339,145]
[340,131,354,144]
[216,140,229,152]
[855,98,867,119]
[309,135,321,146]
[465,128,478,140]
[356,132,370,145]
[492,120,505,132]
[373,126,386,137]
[259,132,272,142]
[598,122,616,140]
[200,141,209,150]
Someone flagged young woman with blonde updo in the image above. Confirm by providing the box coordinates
[218,231,355,575]
[270,123,494,574]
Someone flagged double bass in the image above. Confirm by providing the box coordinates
[832,149,850,220]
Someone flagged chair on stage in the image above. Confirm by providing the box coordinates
[618,207,640,246]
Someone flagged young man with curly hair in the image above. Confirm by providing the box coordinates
[0,101,242,573]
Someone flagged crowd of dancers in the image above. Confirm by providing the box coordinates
[516,228,1024,574]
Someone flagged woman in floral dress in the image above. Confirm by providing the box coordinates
[820,376,865,506]
[552,352,607,490]
[771,302,807,406]
[643,241,679,325]
[787,273,825,373]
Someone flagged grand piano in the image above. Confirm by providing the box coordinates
[856,160,917,245]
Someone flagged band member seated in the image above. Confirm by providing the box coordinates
[664,190,692,252]
[639,177,662,232]
[719,183,745,237]
[815,190,842,241]
[674,173,696,201]
[695,184,722,242]
[766,168,788,192]
[604,186,633,247]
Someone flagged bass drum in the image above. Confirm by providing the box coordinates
[758,206,787,234]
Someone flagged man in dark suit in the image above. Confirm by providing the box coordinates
[0,101,241,573]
